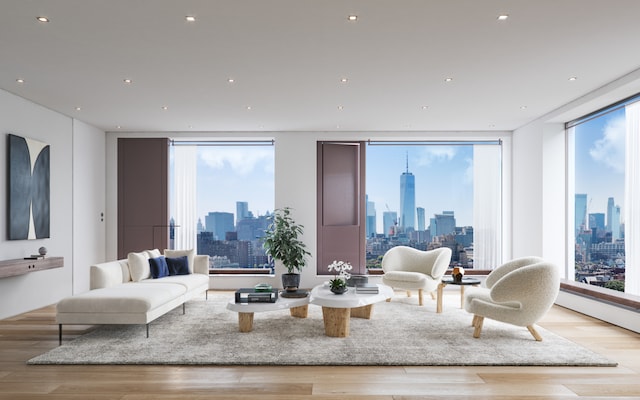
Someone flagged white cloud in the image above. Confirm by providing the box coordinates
[589,115,625,174]
[416,146,457,166]
[199,147,274,176]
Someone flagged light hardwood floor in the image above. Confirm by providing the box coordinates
[1,290,639,400]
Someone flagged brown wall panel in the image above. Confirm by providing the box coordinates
[117,138,169,258]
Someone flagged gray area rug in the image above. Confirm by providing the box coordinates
[29,294,617,366]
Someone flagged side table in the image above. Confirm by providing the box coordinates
[436,277,481,313]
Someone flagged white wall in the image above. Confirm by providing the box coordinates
[72,120,106,294]
[0,89,106,319]
[0,89,73,319]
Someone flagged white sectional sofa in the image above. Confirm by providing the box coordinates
[56,249,210,344]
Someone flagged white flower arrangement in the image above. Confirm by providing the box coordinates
[327,260,353,290]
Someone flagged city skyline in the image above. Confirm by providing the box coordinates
[173,144,475,234]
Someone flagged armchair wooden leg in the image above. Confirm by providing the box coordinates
[418,289,424,306]
[471,315,479,327]
[406,290,412,298]
[473,316,484,338]
[429,291,436,300]
[527,325,543,341]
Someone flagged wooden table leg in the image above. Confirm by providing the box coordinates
[321,307,350,337]
[460,285,465,308]
[238,312,254,332]
[350,304,373,319]
[436,282,446,313]
[290,304,308,318]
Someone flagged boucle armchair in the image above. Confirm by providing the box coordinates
[381,246,452,306]
[464,260,560,341]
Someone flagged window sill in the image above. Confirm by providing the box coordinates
[560,279,640,311]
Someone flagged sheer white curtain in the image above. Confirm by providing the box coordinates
[625,101,640,295]
[473,144,502,269]
[173,145,197,251]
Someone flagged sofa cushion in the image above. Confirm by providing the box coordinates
[149,256,169,279]
[56,283,187,314]
[166,256,190,275]
[164,249,195,273]
[141,273,209,292]
[128,251,152,282]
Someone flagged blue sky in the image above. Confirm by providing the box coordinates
[574,108,625,219]
[193,146,275,224]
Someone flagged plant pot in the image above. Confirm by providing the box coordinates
[281,273,300,292]
[330,286,348,295]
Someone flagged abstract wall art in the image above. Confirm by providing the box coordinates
[7,134,50,240]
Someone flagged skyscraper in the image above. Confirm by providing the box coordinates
[205,211,234,240]
[432,211,456,236]
[383,211,398,237]
[575,194,587,234]
[399,155,415,232]
[606,197,621,241]
[416,207,425,231]
[366,196,376,238]
[236,201,249,224]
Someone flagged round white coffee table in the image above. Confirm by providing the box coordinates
[309,284,393,337]
[226,295,309,332]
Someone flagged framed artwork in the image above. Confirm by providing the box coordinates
[7,134,50,240]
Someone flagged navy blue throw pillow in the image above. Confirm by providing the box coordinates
[149,256,169,279]
[166,255,189,276]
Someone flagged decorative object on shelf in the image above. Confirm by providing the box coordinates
[262,207,310,292]
[254,283,272,292]
[7,134,50,240]
[452,266,465,283]
[38,246,48,256]
[328,260,352,295]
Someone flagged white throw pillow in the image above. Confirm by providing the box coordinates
[146,248,162,259]
[128,251,151,282]
[164,249,195,273]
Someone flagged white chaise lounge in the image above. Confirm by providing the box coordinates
[56,249,209,344]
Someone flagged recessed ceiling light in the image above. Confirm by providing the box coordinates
[497,14,509,21]
[185,16,196,22]
[36,16,49,23]
[520,105,527,110]
[228,78,235,83]
[123,78,132,84]
[162,106,168,110]
[75,107,82,111]
[338,105,344,110]
[444,77,453,82]
[347,15,358,21]
[568,76,577,81]
[421,105,429,110]
[340,78,348,83]
[116,125,122,129]
[16,78,25,84]
[246,106,252,110]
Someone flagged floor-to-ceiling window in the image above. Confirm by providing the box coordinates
[364,141,502,272]
[568,95,640,295]
[170,140,275,274]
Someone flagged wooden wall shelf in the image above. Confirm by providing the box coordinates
[0,257,64,279]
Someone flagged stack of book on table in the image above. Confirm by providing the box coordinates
[355,284,379,294]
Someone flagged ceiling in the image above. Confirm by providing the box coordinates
[2,0,640,133]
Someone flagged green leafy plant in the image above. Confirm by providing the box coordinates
[262,207,310,273]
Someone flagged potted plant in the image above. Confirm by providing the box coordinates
[262,207,310,291]
[328,260,353,294]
